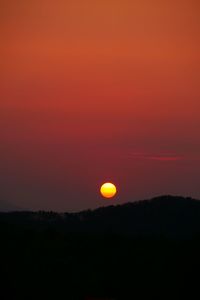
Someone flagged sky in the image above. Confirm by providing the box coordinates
[1,0,200,211]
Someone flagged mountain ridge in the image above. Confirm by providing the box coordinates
[1,195,200,299]
[0,199,22,212]
[1,195,200,238]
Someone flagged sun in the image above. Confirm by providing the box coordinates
[100,182,117,199]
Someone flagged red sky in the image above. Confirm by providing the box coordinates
[1,0,200,211]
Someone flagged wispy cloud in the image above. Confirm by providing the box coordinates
[128,152,184,162]
[147,155,183,161]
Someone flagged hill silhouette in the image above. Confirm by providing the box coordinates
[1,195,200,238]
[0,199,21,212]
[0,195,200,300]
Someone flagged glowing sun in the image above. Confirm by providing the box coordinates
[100,182,117,199]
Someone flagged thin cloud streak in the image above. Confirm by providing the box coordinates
[148,156,183,161]
[128,152,185,162]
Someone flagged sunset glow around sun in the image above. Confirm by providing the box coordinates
[100,183,117,199]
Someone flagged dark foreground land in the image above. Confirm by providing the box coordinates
[0,195,200,300]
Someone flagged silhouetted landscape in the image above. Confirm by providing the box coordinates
[1,195,200,299]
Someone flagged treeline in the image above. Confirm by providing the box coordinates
[0,195,200,299]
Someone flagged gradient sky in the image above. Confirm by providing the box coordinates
[1,0,200,211]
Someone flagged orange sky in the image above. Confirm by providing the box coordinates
[1,0,200,211]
